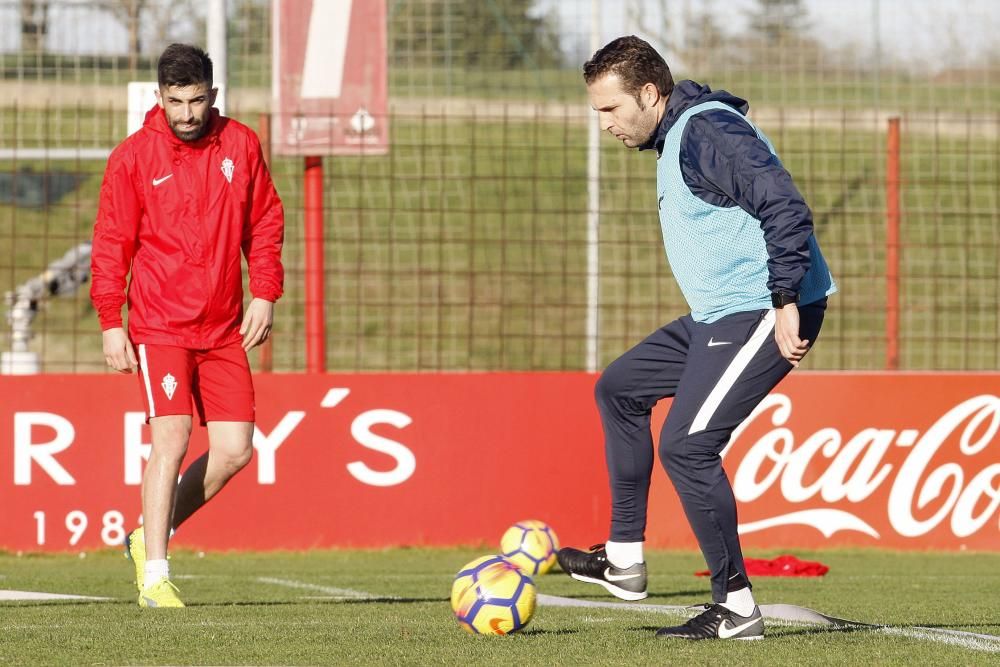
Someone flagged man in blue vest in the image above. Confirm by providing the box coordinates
[556,36,836,641]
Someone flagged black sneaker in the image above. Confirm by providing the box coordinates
[656,603,764,641]
[556,544,647,601]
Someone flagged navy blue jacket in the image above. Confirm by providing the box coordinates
[640,80,812,296]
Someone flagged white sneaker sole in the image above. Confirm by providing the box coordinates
[570,572,648,601]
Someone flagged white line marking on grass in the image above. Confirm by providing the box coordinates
[256,577,396,600]
[538,595,1000,652]
[884,627,1000,654]
[915,626,1000,643]
[0,590,110,601]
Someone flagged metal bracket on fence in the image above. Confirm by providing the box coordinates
[2,242,92,375]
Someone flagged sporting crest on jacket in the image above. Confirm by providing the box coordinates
[221,157,234,183]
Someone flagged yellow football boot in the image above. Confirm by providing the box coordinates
[139,578,185,608]
[124,527,146,594]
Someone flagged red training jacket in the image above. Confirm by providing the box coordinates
[90,105,284,348]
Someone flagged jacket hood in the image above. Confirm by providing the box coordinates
[143,104,224,147]
[640,80,749,153]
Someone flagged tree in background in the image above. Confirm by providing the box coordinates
[146,0,205,60]
[683,0,727,72]
[226,0,268,88]
[97,0,207,77]
[746,0,809,43]
[19,0,49,55]
[686,2,724,52]
[625,0,732,76]
[740,0,825,76]
[389,0,563,73]
[229,0,269,58]
[461,0,562,69]
[97,0,148,72]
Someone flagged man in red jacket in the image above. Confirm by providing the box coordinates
[90,43,284,608]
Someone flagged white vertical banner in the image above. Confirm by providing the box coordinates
[300,0,352,99]
[585,0,602,373]
[206,0,227,114]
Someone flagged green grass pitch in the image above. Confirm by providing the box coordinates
[1,547,998,665]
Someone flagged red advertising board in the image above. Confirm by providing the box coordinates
[0,373,998,552]
[271,0,388,155]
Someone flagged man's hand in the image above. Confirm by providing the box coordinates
[773,303,810,367]
[103,327,138,373]
[240,298,274,351]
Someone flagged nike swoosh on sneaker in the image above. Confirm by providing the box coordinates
[707,338,732,347]
[152,174,173,186]
[603,567,643,582]
[717,617,760,639]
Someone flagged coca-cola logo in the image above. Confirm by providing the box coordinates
[724,394,1000,540]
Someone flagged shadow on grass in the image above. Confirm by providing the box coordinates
[909,623,1000,632]
[630,624,875,638]
[2,597,470,613]
[551,590,707,602]
[765,625,879,639]
[516,628,579,637]
[0,599,123,609]
[186,596,449,608]
[628,622,1000,640]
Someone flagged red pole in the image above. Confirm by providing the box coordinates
[304,155,326,373]
[257,113,273,373]
[885,118,901,370]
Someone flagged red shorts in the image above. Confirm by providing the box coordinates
[135,342,255,424]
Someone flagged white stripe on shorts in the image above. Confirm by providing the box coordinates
[688,310,776,435]
[138,343,156,418]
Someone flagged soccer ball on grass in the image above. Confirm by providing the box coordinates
[450,555,536,635]
[500,520,559,576]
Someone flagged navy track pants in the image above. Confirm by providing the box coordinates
[595,301,826,602]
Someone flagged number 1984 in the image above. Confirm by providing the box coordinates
[32,510,129,546]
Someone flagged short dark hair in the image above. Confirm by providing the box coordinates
[157,43,213,89]
[583,36,674,102]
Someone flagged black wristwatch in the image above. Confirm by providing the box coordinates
[771,291,799,308]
